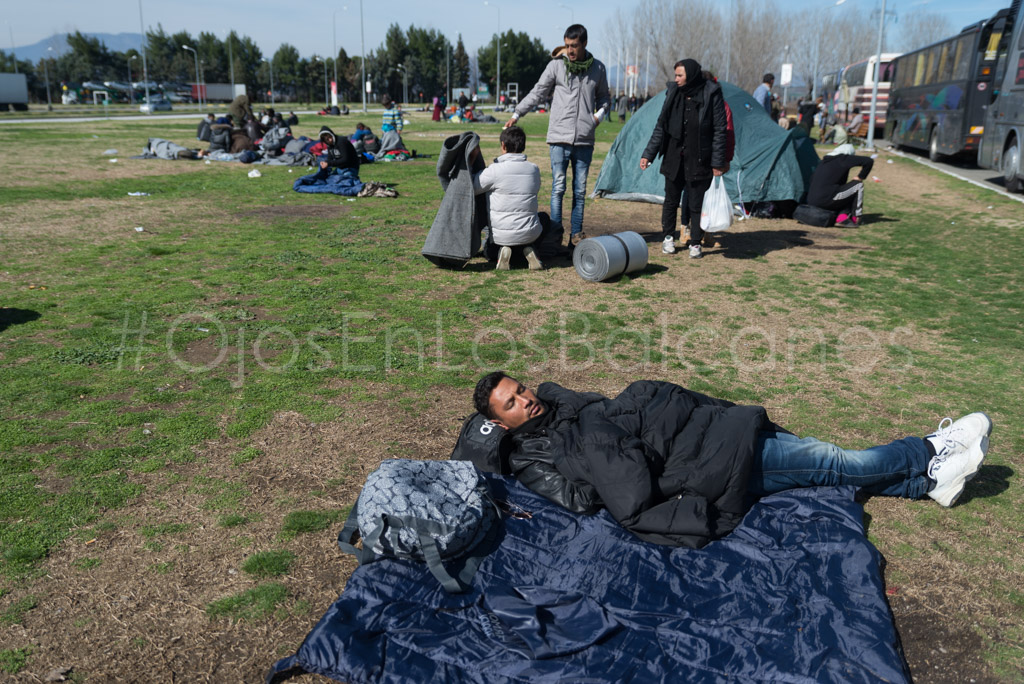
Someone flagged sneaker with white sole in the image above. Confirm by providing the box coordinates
[925,412,993,507]
[496,246,512,271]
[523,245,544,270]
[688,244,703,259]
[662,236,676,254]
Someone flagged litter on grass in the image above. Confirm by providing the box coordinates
[248,169,262,178]
[103,149,118,155]
[127,192,150,196]
[134,227,145,232]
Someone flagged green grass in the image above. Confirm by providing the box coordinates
[0,595,37,626]
[0,647,31,674]
[280,510,346,540]
[205,582,289,622]
[241,550,296,578]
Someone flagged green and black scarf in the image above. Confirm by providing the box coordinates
[564,51,594,76]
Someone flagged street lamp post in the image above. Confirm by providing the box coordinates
[128,55,137,104]
[865,0,888,151]
[43,46,52,111]
[226,31,235,95]
[182,45,201,110]
[316,57,328,106]
[395,63,408,106]
[333,9,342,106]
[484,1,500,106]
[782,44,790,108]
[137,0,151,108]
[360,0,366,113]
[263,58,275,106]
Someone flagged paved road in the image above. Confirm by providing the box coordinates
[878,140,1024,205]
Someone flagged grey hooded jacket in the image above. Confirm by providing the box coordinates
[514,56,611,146]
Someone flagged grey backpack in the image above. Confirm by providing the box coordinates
[338,459,499,593]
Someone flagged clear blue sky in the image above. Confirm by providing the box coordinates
[6,0,1014,61]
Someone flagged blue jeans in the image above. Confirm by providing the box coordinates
[748,431,932,499]
[549,143,594,236]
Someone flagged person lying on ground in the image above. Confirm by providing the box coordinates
[473,371,993,549]
[806,143,873,226]
[470,125,547,271]
[315,126,359,180]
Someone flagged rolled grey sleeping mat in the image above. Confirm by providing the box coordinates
[572,231,649,282]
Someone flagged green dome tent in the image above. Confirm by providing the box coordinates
[593,82,820,207]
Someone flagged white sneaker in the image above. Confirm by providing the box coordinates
[926,412,993,507]
[523,245,544,270]
[662,236,676,254]
[688,244,703,259]
[496,246,512,271]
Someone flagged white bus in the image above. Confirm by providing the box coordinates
[835,53,901,129]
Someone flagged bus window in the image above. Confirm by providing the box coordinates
[988,28,1004,59]
[925,47,939,84]
[914,53,926,86]
[879,61,895,82]
[953,36,970,80]
[938,43,952,83]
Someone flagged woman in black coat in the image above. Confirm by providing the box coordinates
[640,58,728,259]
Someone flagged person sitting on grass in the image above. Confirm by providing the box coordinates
[470,126,548,271]
[806,143,873,227]
[315,125,360,181]
[473,371,993,549]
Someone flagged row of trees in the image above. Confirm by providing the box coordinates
[601,0,956,98]
[2,21,564,107]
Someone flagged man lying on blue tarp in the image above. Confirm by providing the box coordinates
[473,372,992,549]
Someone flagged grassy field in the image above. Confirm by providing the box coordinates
[0,110,1022,681]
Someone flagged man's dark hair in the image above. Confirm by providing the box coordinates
[356,122,366,129]
[500,125,526,153]
[763,73,775,84]
[564,24,588,44]
[473,371,509,419]
[852,106,861,114]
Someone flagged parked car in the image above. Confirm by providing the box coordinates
[139,98,173,113]
[165,92,192,103]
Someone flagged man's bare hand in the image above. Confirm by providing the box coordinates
[593,115,601,125]
[320,161,328,169]
[712,167,726,177]
[639,158,650,171]
[503,118,516,129]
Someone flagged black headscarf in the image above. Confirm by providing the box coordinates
[679,59,705,95]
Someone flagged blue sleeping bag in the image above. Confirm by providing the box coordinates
[292,167,364,196]
[268,477,910,683]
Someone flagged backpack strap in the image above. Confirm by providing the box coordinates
[336,501,381,565]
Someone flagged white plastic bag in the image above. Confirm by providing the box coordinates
[699,177,733,233]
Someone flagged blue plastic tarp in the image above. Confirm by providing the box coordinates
[269,477,909,683]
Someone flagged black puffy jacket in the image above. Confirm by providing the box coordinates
[509,381,768,549]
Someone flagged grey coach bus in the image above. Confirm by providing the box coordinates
[978,0,1024,191]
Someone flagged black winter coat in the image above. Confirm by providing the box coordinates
[509,381,769,549]
[806,155,874,208]
[316,126,359,180]
[642,81,728,181]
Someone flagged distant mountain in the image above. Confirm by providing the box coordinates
[12,33,144,62]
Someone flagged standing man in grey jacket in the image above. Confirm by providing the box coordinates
[505,24,611,247]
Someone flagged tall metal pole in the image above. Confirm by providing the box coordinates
[323,58,329,105]
[644,45,650,96]
[446,41,451,106]
[183,45,200,111]
[725,0,733,83]
[865,0,887,150]
[360,0,367,112]
[227,32,235,94]
[8,25,17,74]
[43,48,52,111]
[128,55,136,104]
[138,0,151,108]
[496,7,501,105]
[264,58,275,106]
[332,11,339,103]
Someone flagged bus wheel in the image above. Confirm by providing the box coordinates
[928,128,943,162]
[1004,138,1023,193]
